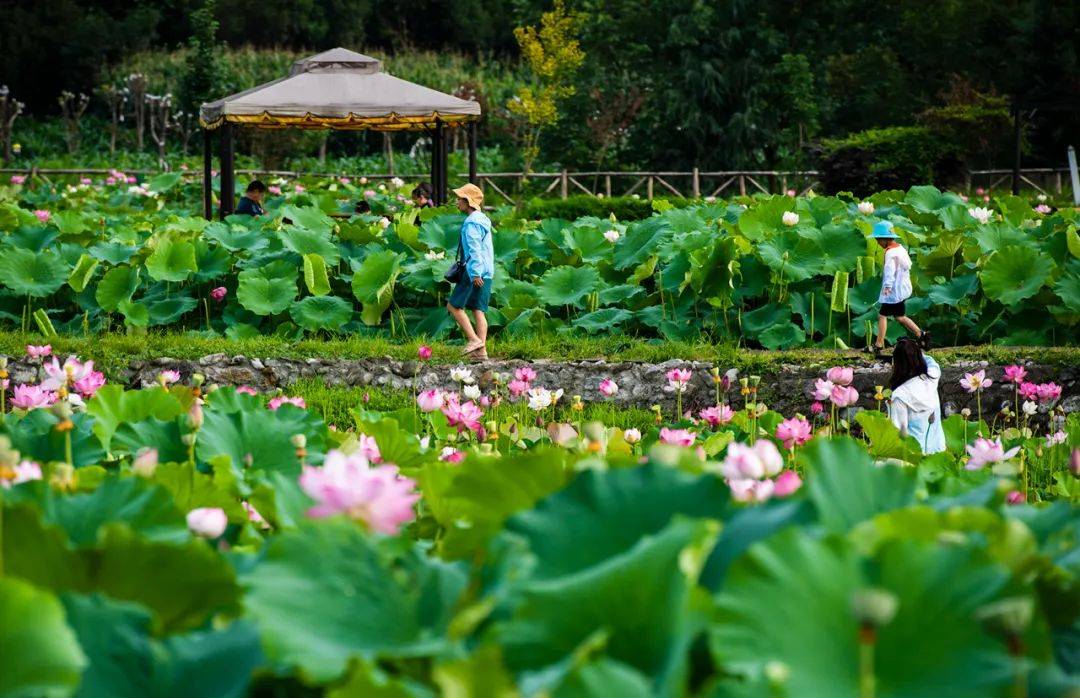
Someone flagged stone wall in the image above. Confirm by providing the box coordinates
[6,354,1077,418]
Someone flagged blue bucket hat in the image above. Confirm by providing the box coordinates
[871,220,900,239]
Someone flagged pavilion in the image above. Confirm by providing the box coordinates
[198,48,482,219]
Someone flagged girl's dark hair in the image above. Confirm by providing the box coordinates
[413,181,433,198]
[247,180,267,193]
[889,338,928,390]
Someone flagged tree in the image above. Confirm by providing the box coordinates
[179,0,226,118]
[506,0,585,177]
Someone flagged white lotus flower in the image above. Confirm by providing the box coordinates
[424,250,445,261]
[378,217,391,229]
[782,211,799,226]
[527,387,553,411]
[390,177,405,188]
[858,201,874,215]
[603,230,620,243]
[463,384,481,400]
[1022,400,1038,416]
[450,367,475,384]
[968,207,992,224]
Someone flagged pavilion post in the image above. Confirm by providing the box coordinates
[468,121,478,185]
[438,120,449,202]
[202,128,213,220]
[1011,101,1022,195]
[431,123,443,205]
[219,122,235,219]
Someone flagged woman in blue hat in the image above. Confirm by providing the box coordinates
[869,220,928,355]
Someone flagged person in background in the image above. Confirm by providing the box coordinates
[446,183,493,360]
[887,337,945,454]
[236,180,267,216]
[412,181,435,208]
[869,220,929,355]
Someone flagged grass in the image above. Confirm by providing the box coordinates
[1,330,1078,380]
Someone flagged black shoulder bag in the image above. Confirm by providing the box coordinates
[444,235,466,283]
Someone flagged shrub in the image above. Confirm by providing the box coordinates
[522,194,694,220]
[819,126,965,196]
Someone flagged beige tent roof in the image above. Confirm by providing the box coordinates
[199,48,481,131]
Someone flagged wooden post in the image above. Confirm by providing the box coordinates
[219,122,234,219]
[560,169,568,199]
[431,122,444,205]
[692,167,700,198]
[738,175,746,196]
[1055,171,1062,194]
[646,176,653,200]
[605,175,611,198]
[467,121,478,185]
[1011,102,1022,195]
[439,120,449,199]
[202,128,212,220]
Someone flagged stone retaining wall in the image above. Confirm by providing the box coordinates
[6,354,1077,418]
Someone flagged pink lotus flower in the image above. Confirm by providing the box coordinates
[294,184,305,193]
[10,175,26,185]
[268,395,306,411]
[243,501,270,529]
[187,507,228,538]
[299,449,420,534]
[825,366,853,386]
[33,209,51,223]
[210,286,227,302]
[268,185,282,195]
[439,447,465,463]
[1003,365,1027,384]
[659,427,696,447]
[106,176,117,185]
[416,389,444,412]
[699,404,735,427]
[132,448,158,477]
[1046,431,1066,447]
[340,177,351,185]
[158,370,181,386]
[729,477,777,503]
[236,385,258,395]
[80,177,92,185]
[1,460,42,489]
[960,370,992,393]
[26,344,51,359]
[508,379,529,397]
[665,368,692,393]
[1019,382,1039,401]
[442,397,484,434]
[10,384,56,410]
[623,428,641,444]
[1006,490,1026,505]
[126,176,137,184]
[73,370,106,398]
[1036,382,1061,404]
[417,345,432,361]
[41,356,93,391]
[830,385,859,408]
[776,416,812,448]
[964,438,1020,470]
[515,366,537,384]
[812,379,834,401]
[363,189,376,198]
[811,401,824,415]
[976,187,985,195]
[1035,204,1052,215]
[774,470,803,497]
[358,433,381,463]
[599,378,619,398]
[721,440,784,480]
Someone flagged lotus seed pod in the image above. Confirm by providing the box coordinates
[851,588,899,628]
[290,434,307,449]
[976,597,1034,637]
[764,661,790,686]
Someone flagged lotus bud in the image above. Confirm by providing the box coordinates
[851,588,898,631]
[181,433,196,447]
[764,661,791,687]
[290,434,307,449]
[976,597,1034,646]
[132,447,158,477]
[363,392,371,404]
[749,375,761,388]
[961,408,971,418]
[1071,449,1080,478]
[51,463,76,492]
[188,400,204,429]
[571,395,583,412]
[191,373,205,387]
[243,453,254,468]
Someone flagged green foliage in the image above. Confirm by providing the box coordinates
[523,195,692,221]
[177,0,225,116]
[821,126,965,195]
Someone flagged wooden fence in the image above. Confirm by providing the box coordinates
[1,166,1074,205]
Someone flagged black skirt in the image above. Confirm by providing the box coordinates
[879,300,907,317]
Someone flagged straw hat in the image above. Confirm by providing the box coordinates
[452,183,484,210]
[871,220,900,239]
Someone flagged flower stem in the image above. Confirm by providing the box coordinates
[859,631,876,698]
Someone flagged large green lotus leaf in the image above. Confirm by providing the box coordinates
[353,417,429,472]
[562,222,611,264]
[1054,271,1080,312]
[196,405,326,477]
[6,476,187,546]
[147,172,183,193]
[87,385,184,451]
[281,204,335,234]
[113,417,189,463]
[597,284,644,306]
[291,295,354,331]
[68,253,100,292]
[927,274,979,305]
[420,448,569,560]
[52,210,87,235]
[689,237,739,306]
[417,216,462,252]
[1,410,105,468]
[279,226,341,265]
[498,517,715,691]
[994,194,1035,225]
[302,252,332,296]
[241,520,468,683]
[939,203,977,230]
[904,185,964,213]
[659,251,692,293]
[980,245,1054,306]
[740,304,790,338]
[95,265,141,311]
[548,657,653,698]
[351,250,404,326]
[237,266,297,316]
[758,321,805,349]
[145,238,198,282]
[193,240,232,282]
[756,230,817,282]
[537,266,600,308]
[571,307,634,334]
[797,195,847,228]
[614,218,671,270]
[146,296,198,326]
[202,223,270,254]
[710,530,1015,697]
[801,437,916,532]
[87,241,137,265]
[855,410,924,462]
[0,577,86,698]
[7,225,59,251]
[117,299,150,327]
[737,195,796,240]
[0,247,70,297]
[152,461,246,523]
[61,593,261,698]
[972,222,1028,255]
[805,223,865,274]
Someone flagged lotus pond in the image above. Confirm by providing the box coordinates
[2,173,1078,347]
[1,349,1078,696]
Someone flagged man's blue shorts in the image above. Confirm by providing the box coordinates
[449,276,492,311]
